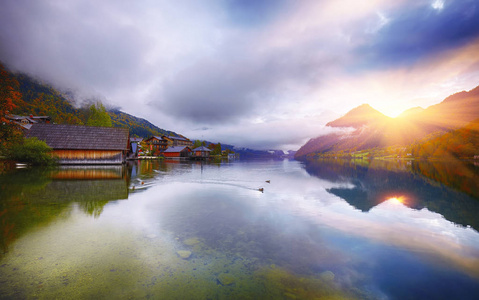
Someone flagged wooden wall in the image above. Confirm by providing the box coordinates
[163,152,181,158]
[194,151,209,157]
[53,150,124,164]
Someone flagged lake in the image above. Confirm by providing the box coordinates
[0,159,478,299]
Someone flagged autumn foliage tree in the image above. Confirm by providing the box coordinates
[0,63,22,154]
[86,102,112,127]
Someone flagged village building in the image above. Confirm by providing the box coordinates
[26,123,130,164]
[163,146,192,158]
[6,114,51,130]
[192,146,211,158]
[144,136,168,156]
[162,135,193,147]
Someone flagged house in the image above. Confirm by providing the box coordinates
[6,114,51,130]
[163,146,192,158]
[192,146,211,158]
[162,135,193,147]
[144,136,168,155]
[26,124,130,164]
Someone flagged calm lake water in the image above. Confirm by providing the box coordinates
[1,159,478,299]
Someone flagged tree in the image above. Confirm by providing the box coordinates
[193,140,202,148]
[0,63,22,154]
[211,142,222,155]
[86,102,112,127]
[8,137,57,165]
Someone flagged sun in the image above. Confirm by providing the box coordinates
[379,108,404,118]
[372,103,408,118]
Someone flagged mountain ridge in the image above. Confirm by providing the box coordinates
[326,104,390,128]
[296,85,479,158]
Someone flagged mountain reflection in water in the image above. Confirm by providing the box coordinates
[304,158,479,231]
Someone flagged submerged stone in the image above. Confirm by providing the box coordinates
[319,270,335,281]
[176,250,192,259]
[218,273,235,286]
[183,237,200,246]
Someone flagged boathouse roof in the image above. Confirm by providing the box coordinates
[163,135,190,141]
[163,146,191,153]
[192,146,211,152]
[26,124,129,150]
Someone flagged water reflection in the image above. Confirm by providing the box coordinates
[304,159,479,231]
[0,159,478,299]
[0,166,129,255]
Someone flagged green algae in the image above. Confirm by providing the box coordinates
[253,266,354,300]
[176,250,192,259]
[217,273,236,285]
[183,237,201,246]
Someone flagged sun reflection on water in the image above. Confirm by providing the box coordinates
[388,197,403,205]
[386,196,411,206]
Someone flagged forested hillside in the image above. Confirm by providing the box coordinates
[410,118,479,159]
[13,73,83,125]
[1,62,178,138]
[108,110,177,138]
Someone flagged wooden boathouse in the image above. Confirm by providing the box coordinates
[192,146,211,159]
[163,146,192,158]
[26,124,130,164]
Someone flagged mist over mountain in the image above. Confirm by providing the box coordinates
[2,63,181,138]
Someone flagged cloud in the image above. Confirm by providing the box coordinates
[0,1,152,91]
[0,0,478,150]
[152,40,335,125]
[224,0,288,27]
[356,0,479,68]
[185,110,342,150]
[311,37,479,117]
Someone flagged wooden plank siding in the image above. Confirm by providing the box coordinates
[194,150,209,157]
[26,124,130,165]
[53,150,124,165]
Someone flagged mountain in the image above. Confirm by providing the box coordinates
[2,63,178,138]
[410,118,479,159]
[397,106,424,118]
[296,105,410,156]
[416,85,479,131]
[296,85,479,158]
[108,109,178,138]
[12,73,83,125]
[326,104,390,128]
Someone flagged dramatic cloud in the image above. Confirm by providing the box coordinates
[1,0,478,150]
[356,0,479,68]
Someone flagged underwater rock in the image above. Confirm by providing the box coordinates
[218,273,235,286]
[183,237,200,246]
[176,250,192,259]
[319,270,335,281]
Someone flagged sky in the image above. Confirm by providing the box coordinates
[1,0,479,150]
